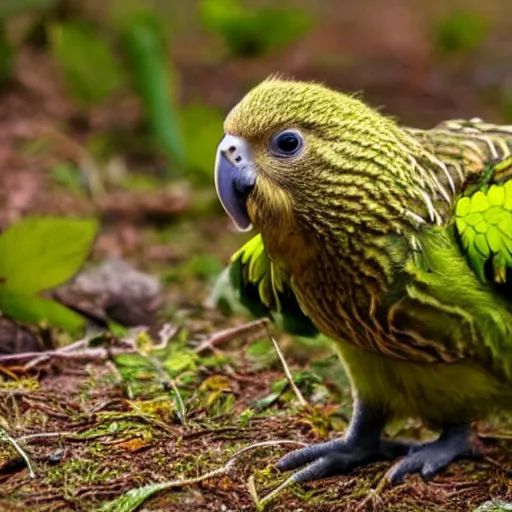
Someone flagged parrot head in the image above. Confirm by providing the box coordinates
[215,78,436,251]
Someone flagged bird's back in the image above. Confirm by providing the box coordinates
[407,118,512,199]
[400,119,512,381]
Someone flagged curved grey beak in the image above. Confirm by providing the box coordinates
[214,134,256,231]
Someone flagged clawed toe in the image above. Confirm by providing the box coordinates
[387,425,480,484]
[276,437,412,483]
[276,438,350,472]
[276,426,478,486]
[288,451,365,483]
[275,404,477,487]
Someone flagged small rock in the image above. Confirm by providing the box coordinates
[55,259,163,328]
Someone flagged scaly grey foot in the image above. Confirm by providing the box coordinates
[387,424,481,484]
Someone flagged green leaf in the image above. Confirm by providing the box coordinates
[121,11,184,172]
[0,288,85,335]
[114,353,152,369]
[162,350,197,374]
[0,216,99,294]
[239,407,254,428]
[199,0,312,57]
[433,10,488,57]
[474,500,512,512]
[49,20,123,106]
[100,481,175,512]
[253,390,282,410]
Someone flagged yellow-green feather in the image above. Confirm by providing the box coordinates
[455,159,512,284]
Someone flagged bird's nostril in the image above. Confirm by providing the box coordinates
[235,156,242,163]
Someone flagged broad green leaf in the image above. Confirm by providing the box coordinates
[100,481,175,512]
[49,20,123,106]
[0,216,99,294]
[0,288,84,335]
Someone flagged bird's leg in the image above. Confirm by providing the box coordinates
[276,401,410,483]
[387,424,481,484]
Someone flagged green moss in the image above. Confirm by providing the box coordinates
[45,458,126,485]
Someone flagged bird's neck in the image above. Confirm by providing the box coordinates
[261,215,408,301]
[259,214,413,349]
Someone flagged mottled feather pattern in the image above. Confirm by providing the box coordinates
[225,78,453,231]
[407,118,512,211]
[223,79,512,425]
[408,118,512,287]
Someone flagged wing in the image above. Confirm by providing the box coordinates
[454,156,512,289]
[209,234,318,337]
[406,118,512,200]
[401,119,512,375]
[406,118,512,289]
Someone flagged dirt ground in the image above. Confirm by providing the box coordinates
[1,1,512,511]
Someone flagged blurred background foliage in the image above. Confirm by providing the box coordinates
[0,0,512,332]
[1,0,511,181]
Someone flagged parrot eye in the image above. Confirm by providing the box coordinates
[271,130,303,157]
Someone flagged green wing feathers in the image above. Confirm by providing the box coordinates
[454,157,512,285]
[230,234,286,312]
[216,234,318,337]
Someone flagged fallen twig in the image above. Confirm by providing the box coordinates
[18,431,75,442]
[0,366,20,379]
[483,455,512,475]
[102,439,307,512]
[354,466,397,512]
[0,427,36,478]
[249,472,299,512]
[194,319,269,354]
[0,346,136,369]
[22,338,89,370]
[156,323,179,349]
[264,324,307,407]
[150,354,187,425]
[20,399,70,420]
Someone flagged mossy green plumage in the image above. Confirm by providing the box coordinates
[219,78,512,430]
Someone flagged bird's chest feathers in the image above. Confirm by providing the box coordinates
[291,255,381,348]
[263,228,384,348]
[264,228,468,364]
